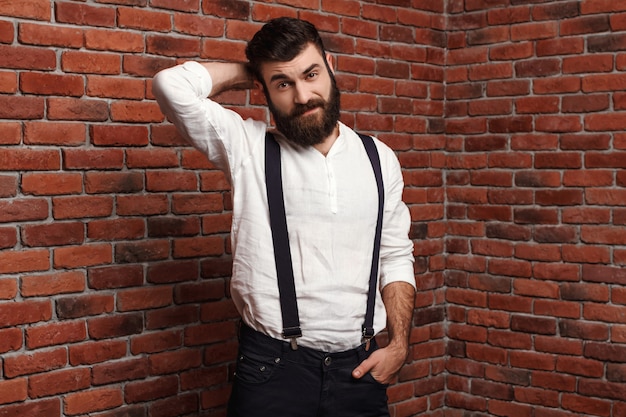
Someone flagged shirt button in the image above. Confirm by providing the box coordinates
[324,357,332,366]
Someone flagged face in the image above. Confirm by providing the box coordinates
[259,43,341,147]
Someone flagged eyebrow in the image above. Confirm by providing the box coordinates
[269,63,321,84]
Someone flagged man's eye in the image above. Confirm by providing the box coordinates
[307,72,318,79]
[277,82,290,89]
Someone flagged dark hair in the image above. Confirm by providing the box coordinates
[245,17,326,83]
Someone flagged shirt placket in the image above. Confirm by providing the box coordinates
[325,157,338,214]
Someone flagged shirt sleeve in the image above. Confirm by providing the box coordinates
[376,141,416,290]
[152,61,267,180]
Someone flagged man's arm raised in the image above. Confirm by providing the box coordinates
[199,62,256,97]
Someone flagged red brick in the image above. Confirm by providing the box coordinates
[28,368,91,398]
[202,339,238,366]
[90,124,149,146]
[0,275,17,300]
[63,148,124,169]
[53,243,112,269]
[131,329,183,355]
[0,45,55,71]
[3,347,66,377]
[116,194,168,216]
[561,393,612,415]
[24,121,86,146]
[26,320,86,349]
[19,22,83,48]
[536,37,584,57]
[174,280,224,304]
[20,72,84,97]
[0,398,60,417]
[61,50,120,75]
[489,399,532,417]
[123,54,177,78]
[56,294,114,319]
[87,218,145,241]
[149,348,203,375]
[559,319,609,341]
[84,171,143,194]
[92,357,150,385]
[64,387,123,415]
[0,122,20,146]
[559,356,602,380]
[584,303,626,325]
[531,377,575,403]
[21,270,85,297]
[146,305,197,330]
[0,327,22,354]
[110,100,164,123]
[146,33,200,58]
[88,264,144,289]
[47,97,109,121]
[0,148,59,171]
[0,378,27,405]
[84,28,143,53]
[173,236,224,258]
[52,195,114,220]
[119,7,172,32]
[88,313,144,339]
[534,299,580,319]
[124,375,178,403]
[202,213,232,234]
[118,286,172,312]
[0,226,17,250]
[180,366,229,392]
[201,384,231,410]
[184,321,238,349]
[115,240,170,263]
[510,350,555,371]
[55,1,114,26]
[0,249,49,274]
[146,170,197,192]
[87,76,145,100]
[21,221,84,247]
[69,340,127,366]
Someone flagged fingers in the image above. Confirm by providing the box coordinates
[352,357,375,379]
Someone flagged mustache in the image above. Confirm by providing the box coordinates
[291,99,325,117]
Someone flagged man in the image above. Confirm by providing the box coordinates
[153,17,415,417]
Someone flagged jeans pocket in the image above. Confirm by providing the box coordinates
[234,351,283,385]
[362,371,389,388]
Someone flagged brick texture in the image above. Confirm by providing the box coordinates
[1,1,624,417]
[445,1,626,416]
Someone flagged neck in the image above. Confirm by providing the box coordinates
[313,124,340,156]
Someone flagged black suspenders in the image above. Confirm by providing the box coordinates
[264,132,385,350]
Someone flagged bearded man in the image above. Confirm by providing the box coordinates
[153,17,416,417]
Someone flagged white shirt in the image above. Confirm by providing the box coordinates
[153,61,415,352]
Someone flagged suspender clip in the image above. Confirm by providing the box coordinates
[283,327,302,351]
[362,326,375,351]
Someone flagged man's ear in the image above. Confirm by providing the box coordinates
[254,80,263,91]
[325,53,335,74]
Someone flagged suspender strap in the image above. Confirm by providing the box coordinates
[265,133,302,350]
[264,132,384,350]
[357,133,385,347]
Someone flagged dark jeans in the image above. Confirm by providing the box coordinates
[227,323,390,417]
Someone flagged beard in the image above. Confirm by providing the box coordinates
[267,76,341,148]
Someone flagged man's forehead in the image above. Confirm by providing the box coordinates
[262,44,325,80]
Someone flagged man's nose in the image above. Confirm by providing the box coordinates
[293,82,313,104]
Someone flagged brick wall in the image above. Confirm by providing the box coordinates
[1,0,625,416]
[0,1,445,416]
[445,1,626,416]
